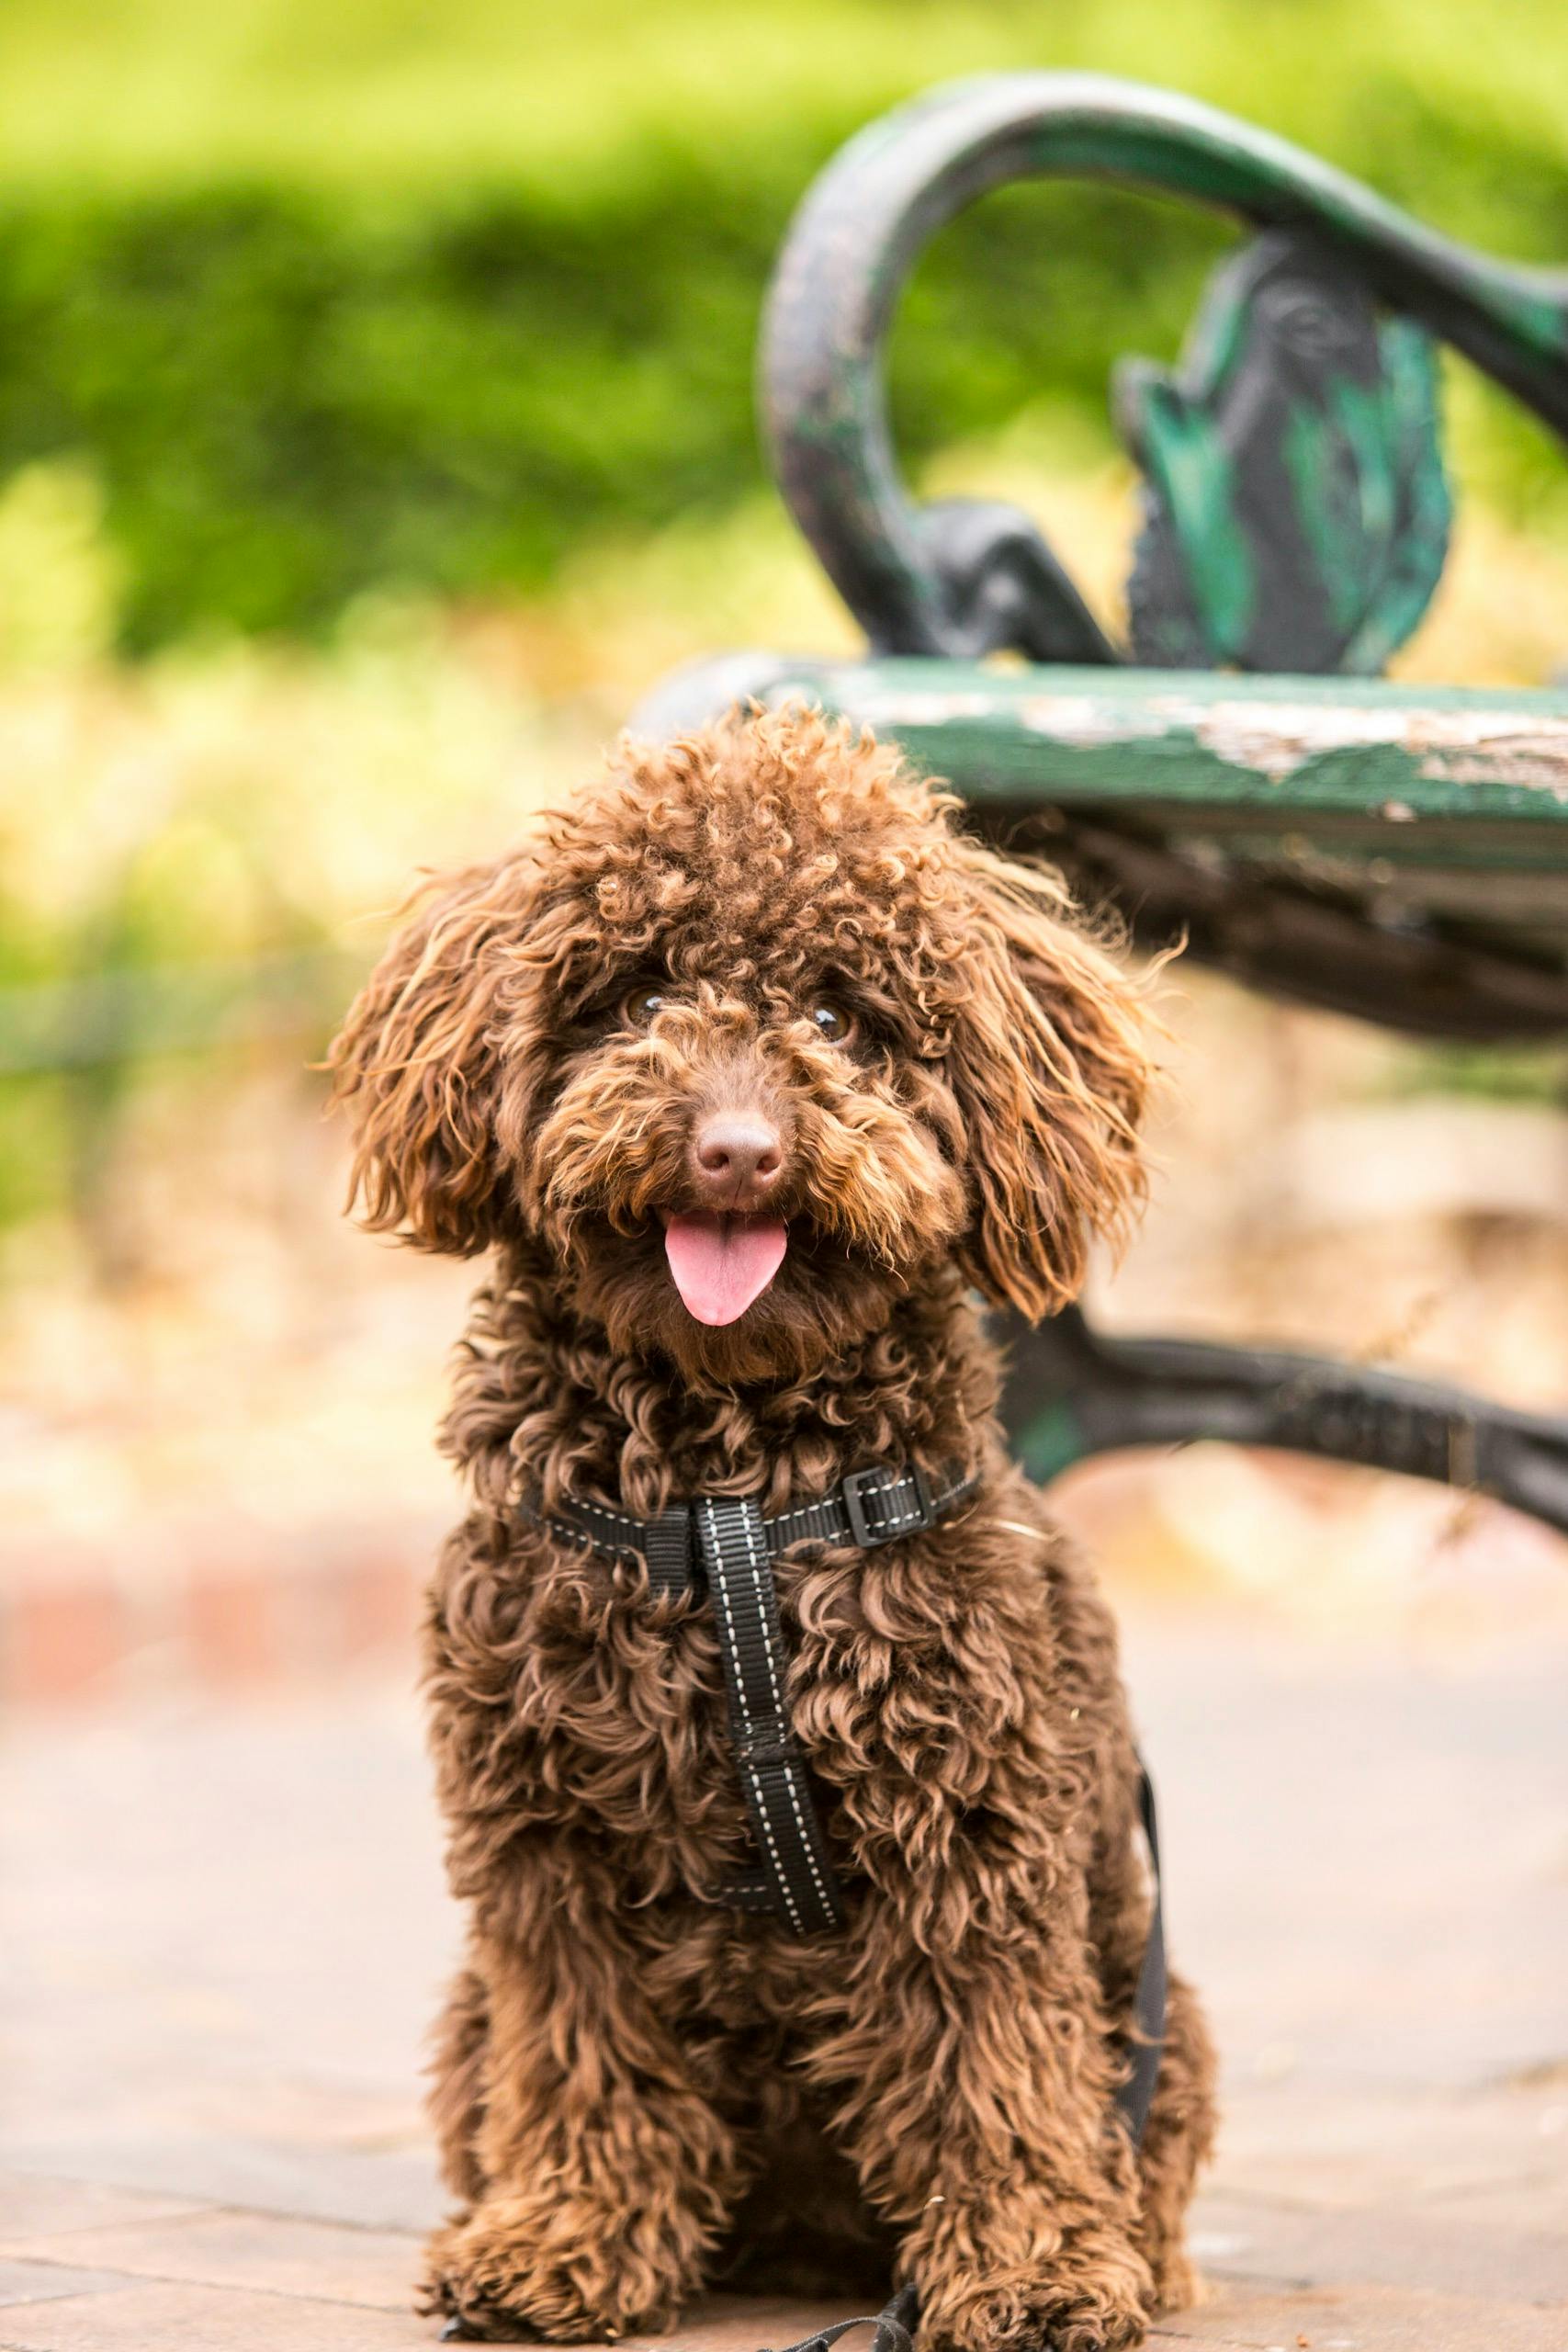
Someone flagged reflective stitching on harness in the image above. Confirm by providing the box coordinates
[744,1762,806,1937]
[534,1463,975,1573]
[778,1760,832,1926]
[702,1498,807,1937]
[735,1499,835,1928]
[735,1503,785,1721]
[771,1472,923,1548]
[528,1470,977,1942]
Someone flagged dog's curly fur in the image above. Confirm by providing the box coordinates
[331,711,1215,2351]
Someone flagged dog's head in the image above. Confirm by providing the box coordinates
[330,711,1151,1383]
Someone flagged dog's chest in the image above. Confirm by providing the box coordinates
[519,1559,762,1841]
[510,1521,1043,1895]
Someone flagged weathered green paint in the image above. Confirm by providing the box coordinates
[761,74,1568,673]
[1119,235,1451,673]
[690,77,1568,1504]
[1337,321,1454,674]
[635,76,1568,1040]
[1125,371,1257,654]
[748,659,1568,825]
[1010,1401,1090,1487]
[632,651,1568,1037]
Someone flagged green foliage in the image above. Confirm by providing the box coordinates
[1393,1041,1568,1104]
[0,0,1564,642]
[0,172,1220,647]
[0,1076,72,1228]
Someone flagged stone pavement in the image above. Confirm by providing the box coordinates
[1,1609,1564,2352]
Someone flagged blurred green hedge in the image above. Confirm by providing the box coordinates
[7,58,1568,646]
[0,167,1232,647]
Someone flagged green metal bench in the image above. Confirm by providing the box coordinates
[637,74,1568,1539]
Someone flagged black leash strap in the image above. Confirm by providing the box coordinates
[1122,1761,1166,2145]
[695,1494,846,1936]
[761,2282,920,2352]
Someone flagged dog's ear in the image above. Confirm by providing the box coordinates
[943,842,1153,1319]
[328,856,536,1255]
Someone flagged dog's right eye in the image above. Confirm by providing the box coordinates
[626,989,667,1025]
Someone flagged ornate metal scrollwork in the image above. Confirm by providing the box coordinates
[907,497,1115,665]
[750,80,1568,1513]
[1118,232,1451,673]
[761,73,1568,675]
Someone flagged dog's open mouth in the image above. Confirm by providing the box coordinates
[661,1211,788,1326]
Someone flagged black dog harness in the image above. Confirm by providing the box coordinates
[524,1462,978,1939]
[514,1460,1168,2352]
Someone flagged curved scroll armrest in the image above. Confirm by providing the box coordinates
[761,73,1568,666]
[1004,1305,1568,1539]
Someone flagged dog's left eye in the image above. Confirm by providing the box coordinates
[808,1003,854,1045]
[625,989,669,1025]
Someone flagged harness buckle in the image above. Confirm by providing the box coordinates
[841,1463,933,1547]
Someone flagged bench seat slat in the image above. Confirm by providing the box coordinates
[635,655,1568,1039]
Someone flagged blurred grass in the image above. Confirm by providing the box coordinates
[0,0,1566,640]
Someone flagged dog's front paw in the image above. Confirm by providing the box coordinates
[931,2293,1144,2352]
[422,2201,682,2345]
[1145,2243,1202,2320]
[925,2246,1151,2352]
[1024,2288,1145,2352]
[420,2213,543,2347]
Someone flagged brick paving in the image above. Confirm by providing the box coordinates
[1,1609,1564,2351]
[0,1517,435,1710]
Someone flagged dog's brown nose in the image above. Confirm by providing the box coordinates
[692,1113,784,1205]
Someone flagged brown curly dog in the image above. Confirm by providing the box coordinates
[330,710,1215,2352]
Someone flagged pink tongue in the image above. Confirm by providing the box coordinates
[663,1213,788,1326]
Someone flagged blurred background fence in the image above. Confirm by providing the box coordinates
[3,0,1567,1705]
